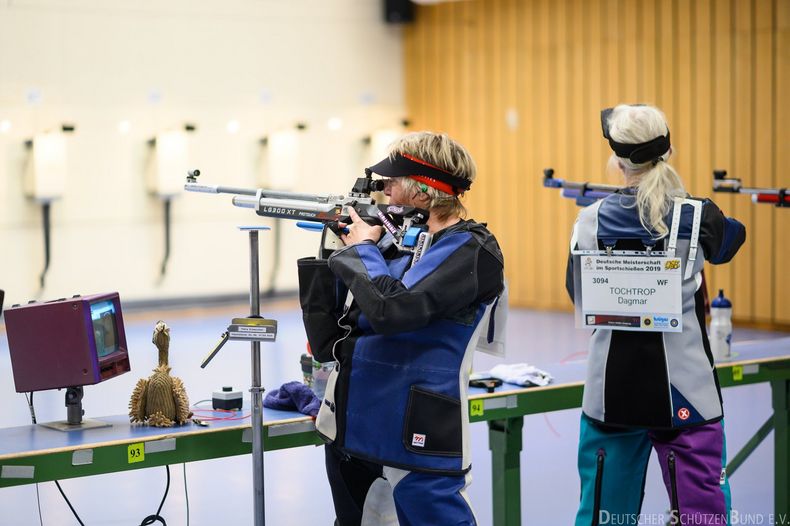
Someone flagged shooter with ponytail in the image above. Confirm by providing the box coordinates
[569,104,746,526]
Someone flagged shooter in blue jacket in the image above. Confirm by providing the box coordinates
[298,131,504,526]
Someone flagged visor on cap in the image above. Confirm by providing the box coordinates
[601,105,671,165]
[366,153,472,193]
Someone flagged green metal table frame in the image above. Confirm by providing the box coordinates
[1,357,788,525]
[472,358,790,526]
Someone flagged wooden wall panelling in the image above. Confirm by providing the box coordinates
[694,0,720,299]
[562,0,584,311]
[501,0,520,303]
[426,5,439,126]
[515,0,536,304]
[639,0,659,105]
[404,5,424,130]
[457,1,474,163]
[603,0,620,109]
[403,22,417,131]
[709,0,736,309]
[532,0,552,306]
[589,0,608,180]
[776,0,790,323]
[753,0,776,321]
[656,0,674,130]
[466,0,486,220]
[436,5,448,135]
[424,6,435,127]
[561,0,583,310]
[531,0,545,306]
[622,0,639,101]
[554,0,568,309]
[489,0,506,263]
[564,0,576,306]
[732,0,756,320]
[690,0,709,201]
[639,0,653,101]
[476,0,493,234]
[674,0,694,201]
[547,0,567,309]
[453,1,473,176]
[701,0,718,302]
[404,0,787,326]
[441,3,454,134]
[606,0,619,106]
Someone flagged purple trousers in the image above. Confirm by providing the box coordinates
[575,414,732,526]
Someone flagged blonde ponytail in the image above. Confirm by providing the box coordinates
[634,161,686,237]
[605,104,686,238]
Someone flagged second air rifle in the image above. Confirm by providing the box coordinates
[713,170,789,207]
[184,169,434,260]
[545,167,789,209]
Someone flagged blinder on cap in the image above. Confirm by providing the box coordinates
[601,105,671,165]
[366,153,472,193]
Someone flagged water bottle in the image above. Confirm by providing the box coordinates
[300,353,315,388]
[301,348,333,399]
[312,361,334,399]
[710,289,733,361]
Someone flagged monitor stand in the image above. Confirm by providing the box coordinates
[39,386,111,432]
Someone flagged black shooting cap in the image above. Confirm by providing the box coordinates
[366,153,472,192]
[601,105,671,165]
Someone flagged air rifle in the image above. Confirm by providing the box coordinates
[544,167,790,209]
[712,170,789,207]
[543,168,718,309]
[184,170,433,260]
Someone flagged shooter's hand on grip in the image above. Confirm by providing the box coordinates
[338,207,384,246]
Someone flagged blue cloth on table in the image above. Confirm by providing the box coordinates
[263,381,321,417]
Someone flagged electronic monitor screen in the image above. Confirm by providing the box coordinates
[90,300,119,358]
[5,292,131,429]
[5,291,131,398]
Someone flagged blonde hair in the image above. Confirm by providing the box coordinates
[606,104,686,238]
[387,131,476,220]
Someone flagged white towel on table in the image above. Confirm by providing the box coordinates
[487,363,553,387]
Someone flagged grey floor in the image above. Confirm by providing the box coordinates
[0,301,784,526]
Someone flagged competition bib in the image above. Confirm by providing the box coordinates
[574,253,683,332]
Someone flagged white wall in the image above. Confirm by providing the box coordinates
[0,0,406,306]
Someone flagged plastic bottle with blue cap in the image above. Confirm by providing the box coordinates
[710,289,733,362]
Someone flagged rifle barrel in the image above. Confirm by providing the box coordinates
[184,182,258,196]
[557,180,623,194]
[232,196,339,214]
[753,193,790,205]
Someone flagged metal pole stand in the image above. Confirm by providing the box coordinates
[198,226,276,526]
[247,226,266,526]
